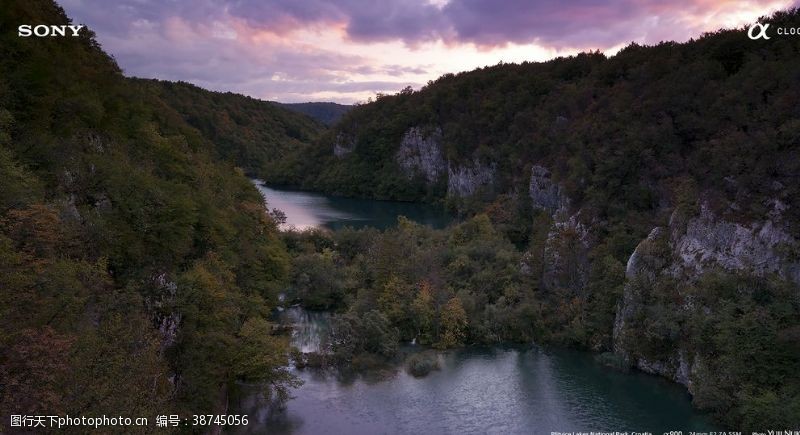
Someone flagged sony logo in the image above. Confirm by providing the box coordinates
[18,24,85,37]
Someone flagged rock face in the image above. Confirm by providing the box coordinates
[613,227,668,354]
[669,202,800,284]
[529,165,569,215]
[150,272,181,350]
[395,127,446,184]
[521,164,590,295]
[613,201,800,390]
[333,132,355,158]
[541,212,590,293]
[447,159,496,197]
[624,227,666,280]
[612,225,695,388]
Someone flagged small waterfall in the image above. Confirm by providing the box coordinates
[281,306,331,353]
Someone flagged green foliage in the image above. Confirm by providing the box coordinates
[378,275,417,340]
[289,249,346,309]
[406,351,440,377]
[619,270,800,429]
[3,2,799,432]
[286,210,799,430]
[437,297,468,348]
[279,213,617,361]
[285,216,537,353]
[0,136,42,211]
[0,0,298,423]
[281,11,800,241]
[277,101,351,126]
[138,79,324,179]
[329,310,400,364]
[233,318,302,403]
[584,255,625,349]
[686,273,800,428]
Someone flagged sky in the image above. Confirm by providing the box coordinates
[59,0,794,104]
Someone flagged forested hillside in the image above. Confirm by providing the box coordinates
[137,79,324,178]
[0,1,299,427]
[273,9,800,429]
[277,101,351,126]
[279,11,800,223]
[2,0,799,430]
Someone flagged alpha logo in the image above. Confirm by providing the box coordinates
[748,23,771,40]
[18,25,85,37]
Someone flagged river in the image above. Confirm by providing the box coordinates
[239,183,717,434]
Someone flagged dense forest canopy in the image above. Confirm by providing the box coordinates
[276,101,352,126]
[0,0,304,426]
[1,0,799,432]
[137,79,324,178]
[266,8,800,430]
[275,10,800,235]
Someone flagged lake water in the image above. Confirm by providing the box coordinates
[232,308,716,435]
[243,182,717,434]
[252,180,453,230]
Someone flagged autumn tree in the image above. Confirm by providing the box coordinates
[438,297,467,348]
[412,280,436,343]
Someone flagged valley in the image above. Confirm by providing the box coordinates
[1,1,798,433]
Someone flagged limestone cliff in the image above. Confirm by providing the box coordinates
[333,132,355,158]
[541,212,591,294]
[669,202,799,284]
[395,127,446,184]
[613,201,800,390]
[529,165,569,216]
[447,158,496,197]
[523,165,590,295]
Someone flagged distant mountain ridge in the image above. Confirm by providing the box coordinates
[276,101,352,125]
[135,79,325,177]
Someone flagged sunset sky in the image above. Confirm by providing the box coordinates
[59,0,794,104]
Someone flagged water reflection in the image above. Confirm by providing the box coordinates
[232,309,717,435]
[251,180,453,230]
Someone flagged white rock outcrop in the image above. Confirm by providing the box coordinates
[395,127,446,184]
[447,159,496,197]
[522,164,591,294]
[613,200,800,391]
[669,203,800,284]
[333,132,355,158]
[529,165,569,216]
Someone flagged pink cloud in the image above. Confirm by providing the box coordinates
[58,0,795,103]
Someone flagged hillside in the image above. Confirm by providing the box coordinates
[137,79,325,178]
[2,0,799,430]
[273,10,800,428]
[282,15,800,219]
[0,0,298,424]
[277,101,351,126]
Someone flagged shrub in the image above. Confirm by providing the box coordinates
[406,351,440,377]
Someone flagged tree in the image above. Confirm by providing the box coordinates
[233,317,301,405]
[377,275,415,339]
[329,310,399,361]
[0,328,73,417]
[412,280,436,343]
[438,297,467,348]
[290,249,345,309]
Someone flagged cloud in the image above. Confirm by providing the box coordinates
[58,0,793,103]
[209,0,794,47]
[442,0,644,48]
[60,0,796,48]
